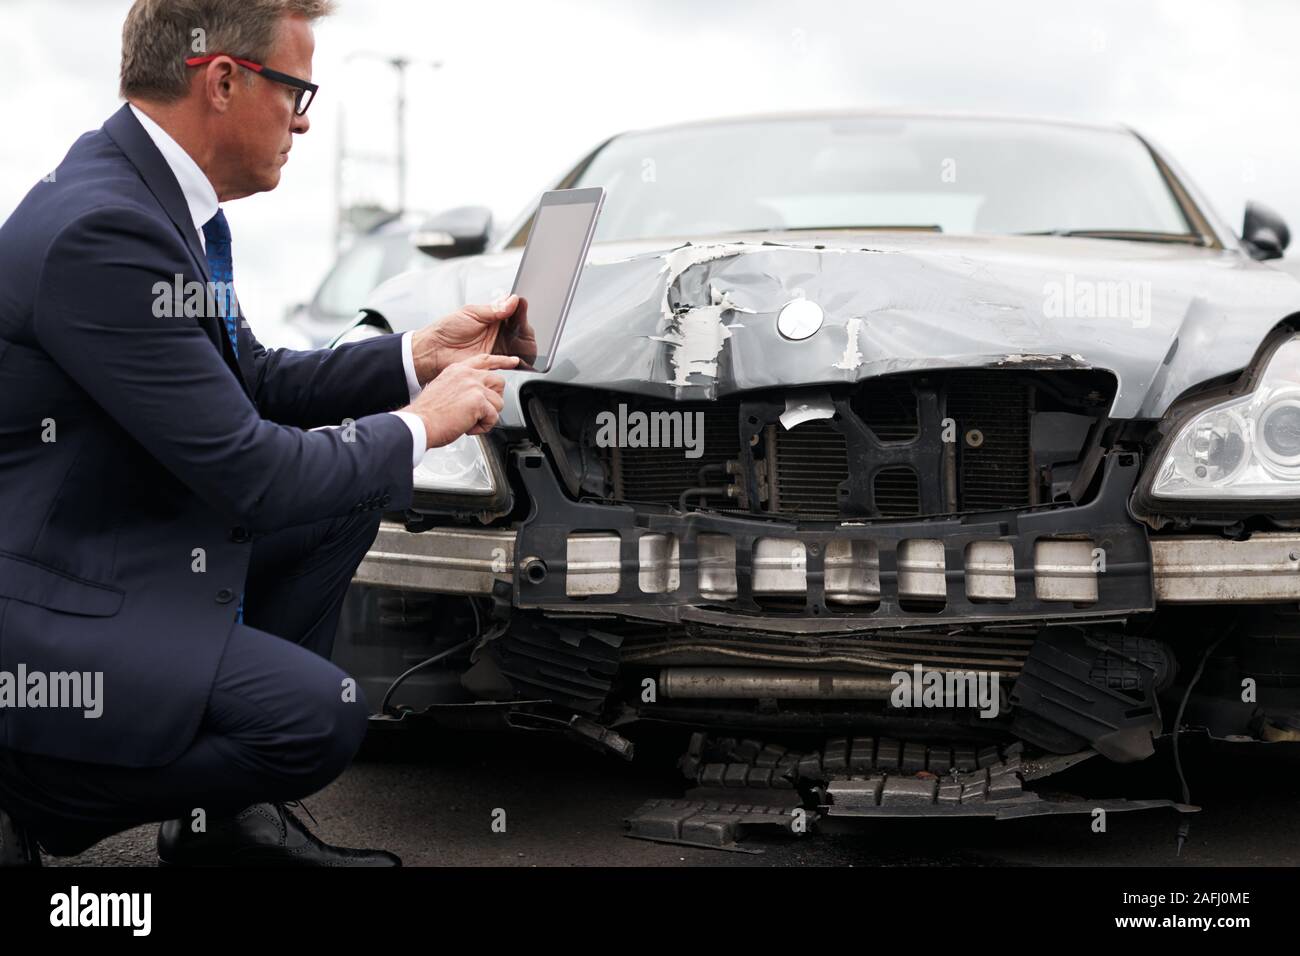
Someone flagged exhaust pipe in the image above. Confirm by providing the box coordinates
[658,667,895,700]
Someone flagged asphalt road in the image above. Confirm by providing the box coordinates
[45,725,1300,867]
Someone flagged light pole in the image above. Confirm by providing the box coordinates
[334,52,442,251]
[393,56,408,216]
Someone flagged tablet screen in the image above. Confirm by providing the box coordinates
[505,188,603,372]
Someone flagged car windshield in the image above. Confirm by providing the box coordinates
[564,115,1195,243]
[314,231,428,319]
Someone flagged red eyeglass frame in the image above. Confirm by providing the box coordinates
[184,54,318,115]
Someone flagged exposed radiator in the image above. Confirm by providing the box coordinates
[770,419,848,517]
[857,378,919,441]
[586,372,1063,519]
[611,400,741,504]
[873,466,921,517]
[948,373,1033,511]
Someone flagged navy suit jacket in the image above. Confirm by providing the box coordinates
[0,104,415,767]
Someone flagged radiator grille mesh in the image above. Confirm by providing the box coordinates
[585,372,1044,517]
[772,420,849,518]
[948,374,1032,511]
[613,400,741,504]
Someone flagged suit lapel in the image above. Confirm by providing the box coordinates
[102,105,251,397]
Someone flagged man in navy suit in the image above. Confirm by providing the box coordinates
[0,0,521,865]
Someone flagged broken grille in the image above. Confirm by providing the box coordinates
[512,446,1152,623]
[553,369,1110,520]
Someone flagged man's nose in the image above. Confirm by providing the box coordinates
[292,111,310,135]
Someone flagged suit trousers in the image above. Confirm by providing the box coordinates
[0,509,383,855]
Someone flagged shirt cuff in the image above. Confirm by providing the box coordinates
[401,331,422,402]
[391,411,427,468]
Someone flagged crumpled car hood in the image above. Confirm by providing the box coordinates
[365,230,1300,422]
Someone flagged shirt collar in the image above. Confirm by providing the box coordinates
[128,103,220,250]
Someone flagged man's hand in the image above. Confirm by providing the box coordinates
[410,294,538,384]
[403,353,519,449]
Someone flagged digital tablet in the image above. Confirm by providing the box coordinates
[504,187,605,373]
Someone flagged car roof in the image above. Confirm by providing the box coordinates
[612,109,1132,141]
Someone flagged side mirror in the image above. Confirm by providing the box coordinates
[1242,200,1290,261]
[410,206,493,259]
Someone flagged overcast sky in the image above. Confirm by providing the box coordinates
[3,0,1298,339]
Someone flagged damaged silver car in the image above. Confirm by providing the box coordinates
[329,112,1300,841]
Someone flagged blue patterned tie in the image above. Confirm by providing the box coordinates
[202,209,244,623]
[202,209,239,358]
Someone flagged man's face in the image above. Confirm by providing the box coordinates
[221,14,314,197]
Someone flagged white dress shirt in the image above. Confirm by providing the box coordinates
[128,103,427,467]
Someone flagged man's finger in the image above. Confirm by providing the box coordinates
[481,385,504,412]
[480,371,507,394]
[463,295,518,322]
[462,353,520,370]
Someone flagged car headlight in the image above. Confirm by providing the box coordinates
[327,316,512,514]
[1151,334,1300,499]
[414,433,497,495]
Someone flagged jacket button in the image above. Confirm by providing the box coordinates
[380,494,391,506]
[230,526,250,543]
[215,588,234,604]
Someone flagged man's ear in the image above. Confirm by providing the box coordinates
[201,58,240,114]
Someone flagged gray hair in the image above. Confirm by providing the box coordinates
[120,0,336,101]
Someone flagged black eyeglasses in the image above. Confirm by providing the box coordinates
[185,54,318,116]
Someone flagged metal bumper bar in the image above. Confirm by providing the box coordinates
[354,525,1300,607]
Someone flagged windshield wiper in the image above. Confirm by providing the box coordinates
[1015,229,1206,245]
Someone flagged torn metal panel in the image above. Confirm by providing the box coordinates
[649,284,751,388]
[821,790,1195,820]
[1021,749,1099,781]
[652,733,1191,846]
[1010,629,1167,763]
[624,798,809,852]
[998,352,1088,365]
[834,317,864,370]
[778,389,836,429]
[565,715,634,760]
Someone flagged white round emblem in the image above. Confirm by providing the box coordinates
[776,299,824,340]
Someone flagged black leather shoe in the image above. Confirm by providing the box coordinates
[0,803,41,867]
[157,802,400,867]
